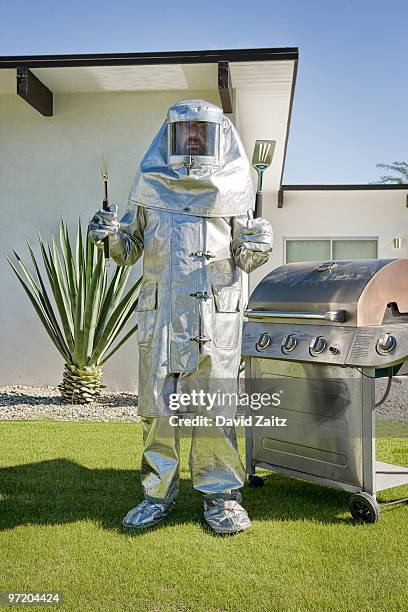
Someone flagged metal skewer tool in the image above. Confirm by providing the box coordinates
[99,154,110,266]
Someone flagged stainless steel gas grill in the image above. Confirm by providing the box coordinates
[242,259,408,522]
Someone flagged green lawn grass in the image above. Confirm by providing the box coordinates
[0,421,407,612]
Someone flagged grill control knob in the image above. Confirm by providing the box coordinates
[256,333,272,351]
[376,333,397,355]
[281,334,297,353]
[309,336,327,355]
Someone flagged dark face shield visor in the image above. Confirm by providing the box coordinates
[168,121,220,168]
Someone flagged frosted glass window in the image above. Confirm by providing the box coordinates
[333,240,377,260]
[286,240,331,263]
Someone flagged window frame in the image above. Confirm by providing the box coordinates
[283,236,379,264]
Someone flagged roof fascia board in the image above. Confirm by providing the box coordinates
[0,47,298,69]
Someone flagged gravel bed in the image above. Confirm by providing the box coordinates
[375,376,408,422]
[0,378,407,422]
[0,385,140,422]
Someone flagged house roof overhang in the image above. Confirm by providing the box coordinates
[0,47,299,192]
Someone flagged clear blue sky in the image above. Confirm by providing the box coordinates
[1,0,406,184]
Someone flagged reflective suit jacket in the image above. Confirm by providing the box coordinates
[109,202,270,416]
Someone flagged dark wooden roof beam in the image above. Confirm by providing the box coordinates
[218,61,234,114]
[17,67,53,117]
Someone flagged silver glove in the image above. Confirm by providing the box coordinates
[238,216,273,253]
[88,203,120,245]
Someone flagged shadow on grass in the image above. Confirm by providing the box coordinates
[0,458,355,534]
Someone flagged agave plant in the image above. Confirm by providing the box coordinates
[6,218,142,404]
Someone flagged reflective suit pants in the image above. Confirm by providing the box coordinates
[140,416,246,504]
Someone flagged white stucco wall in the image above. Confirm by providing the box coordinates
[249,188,408,291]
[0,89,221,390]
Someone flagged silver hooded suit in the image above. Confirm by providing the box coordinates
[108,99,272,418]
[90,100,273,532]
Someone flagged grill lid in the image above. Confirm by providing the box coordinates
[247,259,408,326]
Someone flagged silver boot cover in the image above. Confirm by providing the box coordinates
[122,499,175,529]
[203,497,252,535]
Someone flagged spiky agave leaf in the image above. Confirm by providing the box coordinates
[93,265,132,349]
[6,253,71,362]
[26,239,71,360]
[59,219,78,320]
[91,276,142,366]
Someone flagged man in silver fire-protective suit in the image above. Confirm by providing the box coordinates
[88,99,273,534]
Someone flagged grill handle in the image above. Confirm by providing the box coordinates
[244,309,346,323]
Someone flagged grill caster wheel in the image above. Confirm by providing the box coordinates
[349,492,381,523]
[248,474,264,488]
